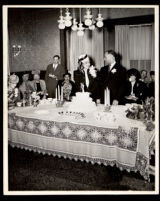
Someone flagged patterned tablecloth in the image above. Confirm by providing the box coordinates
[8,103,154,181]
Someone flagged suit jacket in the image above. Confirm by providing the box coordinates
[28,79,46,93]
[148,81,155,97]
[98,63,126,104]
[124,80,148,104]
[73,69,100,102]
[45,64,65,98]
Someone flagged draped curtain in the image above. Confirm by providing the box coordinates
[115,25,130,69]
[66,28,104,80]
[129,24,153,72]
[115,24,154,72]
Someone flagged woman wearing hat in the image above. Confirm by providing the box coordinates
[124,68,148,104]
[8,74,20,109]
[28,70,47,99]
[73,54,100,102]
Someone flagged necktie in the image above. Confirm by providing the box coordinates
[84,69,89,88]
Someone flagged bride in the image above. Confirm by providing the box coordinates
[73,54,100,102]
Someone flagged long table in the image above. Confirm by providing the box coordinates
[8,103,154,181]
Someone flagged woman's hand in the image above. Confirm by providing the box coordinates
[89,65,97,78]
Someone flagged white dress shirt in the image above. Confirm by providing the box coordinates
[84,69,89,88]
[109,61,116,71]
[53,63,58,70]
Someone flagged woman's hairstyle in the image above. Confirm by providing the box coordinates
[77,54,90,71]
[150,71,155,76]
[63,72,71,78]
[127,68,141,81]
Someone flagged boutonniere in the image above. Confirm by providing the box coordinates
[111,68,117,74]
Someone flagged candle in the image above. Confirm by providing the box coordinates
[55,88,57,100]
[61,86,63,101]
[58,86,60,100]
[82,85,84,93]
[104,89,106,106]
[106,87,110,106]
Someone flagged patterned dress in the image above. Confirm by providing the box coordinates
[63,82,72,101]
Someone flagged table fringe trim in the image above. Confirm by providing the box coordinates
[8,141,150,182]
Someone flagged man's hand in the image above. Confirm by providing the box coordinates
[49,74,57,79]
[112,99,119,105]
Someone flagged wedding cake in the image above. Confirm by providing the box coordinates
[68,92,97,113]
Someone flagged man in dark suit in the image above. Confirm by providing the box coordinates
[45,55,65,98]
[98,50,127,105]
[148,71,155,98]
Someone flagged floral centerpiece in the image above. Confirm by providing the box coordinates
[8,74,20,109]
[8,87,19,109]
[31,92,40,107]
[126,97,155,131]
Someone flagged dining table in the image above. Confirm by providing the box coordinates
[8,101,155,181]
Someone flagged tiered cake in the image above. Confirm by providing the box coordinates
[68,92,97,113]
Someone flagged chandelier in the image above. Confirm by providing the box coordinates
[57,8,104,36]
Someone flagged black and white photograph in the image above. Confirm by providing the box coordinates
[3,4,159,195]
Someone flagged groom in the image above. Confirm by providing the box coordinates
[98,50,127,105]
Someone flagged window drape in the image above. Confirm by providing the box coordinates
[129,24,153,72]
[66,28,104,79]
[115,25,130,69]
[115,24,154,72]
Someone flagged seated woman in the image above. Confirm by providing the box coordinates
[19,72,31,99]
[28,70,47,99]
[73,54,100,102]
[124,68,148,104]
[57,72,76,101]
[139,69,149,84]
[8,74,20,109]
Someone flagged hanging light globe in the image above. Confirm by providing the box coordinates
[64,9,72,27]
[65,20,72,27]
[77,22,85,36]
[71,18,78,31]
[84,18,92,26]
[58,23,65,29]
[96,12,104,28]
[96,20,104,28]
[77,30,84,36]
[72,24,78,31]
[89,24,95,30]
[84,9,93,26]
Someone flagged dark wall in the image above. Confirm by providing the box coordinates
[8,8,60,72]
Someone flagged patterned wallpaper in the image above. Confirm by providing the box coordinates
[8,8,60,72]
